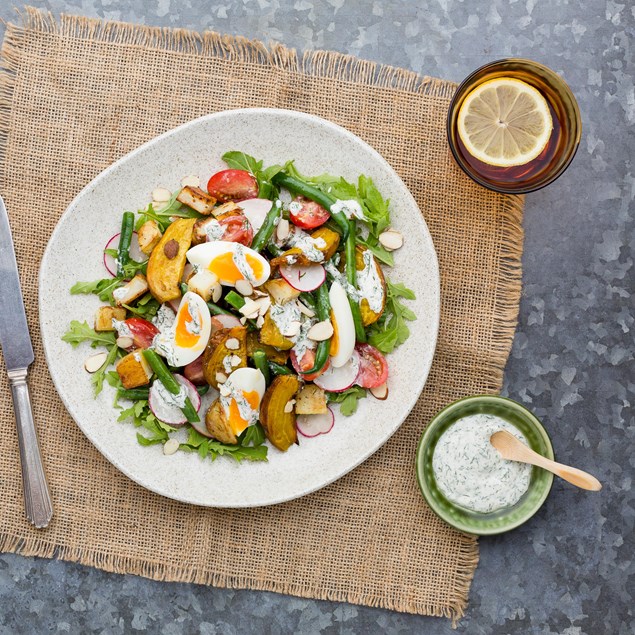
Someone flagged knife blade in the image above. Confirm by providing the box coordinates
[0,194,53,528]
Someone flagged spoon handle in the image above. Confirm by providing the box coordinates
[528,452,602,491]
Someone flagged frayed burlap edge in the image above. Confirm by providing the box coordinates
[0,7,525,626]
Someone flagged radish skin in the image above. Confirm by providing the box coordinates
[279,263,326,292]
[297,407,335,438]
[103,232,146,277]
[149,374,201,427]
[237,198,272,233]
[313,351,360,392]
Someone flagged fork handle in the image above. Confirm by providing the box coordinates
[8,368,53,528]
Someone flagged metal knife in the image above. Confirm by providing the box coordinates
[0,195,53,528]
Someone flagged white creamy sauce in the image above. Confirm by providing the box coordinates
[112,287,128,302]
[204,219,225,241]
[152,331,177,366]
[185,302,201,335]
[323,260,361,301]
[222,354,234,374]
[220,377,259,426]
[292,315,317,361]
[357,250,384,313]
[154,379,188,408]
[288,201,303,215]
[232,244,256,283]
[432,414,532,514]
[152,304,176,333]
[285,228,326,262]
[331,199,365,220]
[111,318,132,338]
[269,300,302,336]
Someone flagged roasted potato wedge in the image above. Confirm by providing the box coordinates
[259,310,294,350]
[137,220,163,255]
[264,278,300,305]
[260,375,300,451]
[116,351,152,389]
[295,384,328,415]
[202,326,247,388]
[355,245,386,326]
[205,399,238,444]
[146,218,196,303]
[176,185,216,215]
[113,274,149,306]
[246,331,289,364]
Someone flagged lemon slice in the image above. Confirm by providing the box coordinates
[457,78,553,167]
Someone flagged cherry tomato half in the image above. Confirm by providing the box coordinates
[290,348,330,381]
[207,169,259,202]
[122,317,159,350]
[289,196,330,230]
[216,214,254,247]
[354,343,388,389]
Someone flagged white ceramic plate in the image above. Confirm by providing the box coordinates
[40,109,440,507]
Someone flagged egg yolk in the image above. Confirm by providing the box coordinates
[227,390,261,435]
[208,252,264,284]
[329,309,340,356]
[174,302,200,349]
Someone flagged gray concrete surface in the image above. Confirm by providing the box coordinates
[0,1,633,633]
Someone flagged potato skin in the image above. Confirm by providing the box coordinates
[310,226,340,261]
[146,218,196,303]
[202,326,247,388]
[355,245,386,326]
[205,399,238,444]
[259,375,300,451]
[246,331,289,365]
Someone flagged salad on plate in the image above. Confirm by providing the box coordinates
[62,152,416,463]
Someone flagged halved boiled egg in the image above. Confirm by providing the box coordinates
[154,291,211,367]
[328,280,356,368]
[187,241,270,287]
[220,367,267,436]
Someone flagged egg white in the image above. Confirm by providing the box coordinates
[169,291,211,367]
[329,281,356,368]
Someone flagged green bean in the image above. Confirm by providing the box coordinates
[302,283,331,375]
[116,211,135,277]
[268,361,292,376]
[180,282,189,296]
[142,349,200,423]
[196,385,210,396]
[266,243,284,258]
[207,302,233,316]
[251,202,280,252]
[299,291,317,310]
[252,350,271,386]
[271,173,349,239]
[225,290,245,310]
[117,388,149,401]
[345,220,367,343]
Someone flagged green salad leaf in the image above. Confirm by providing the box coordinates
[70,278,123,304]
[221,151,285,200]
[328,386,367,416]
[181,424,268,462]
[135,192,201,232]
[368,281,416,353]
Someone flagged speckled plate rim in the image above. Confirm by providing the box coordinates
[415,395,554,535]
[39,108,440,508]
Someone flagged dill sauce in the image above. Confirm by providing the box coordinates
[432,414,532,513]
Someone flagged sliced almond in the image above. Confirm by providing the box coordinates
[230,354,242,367]
[282,320,302,338]
[225,338,240,350]
[283,399,295,414]
[211,283,222,303]
[215,371,228,384]
[115,336,134,350]
[298,301,315,318]
[256,315,265,328]
[254,295,271,317]
[163,438,180,456]
[180,175,200,188]
[378,229,403,251]
[240,316,247,325]
[307,320,334,341]
[84,352,108,373]
[276,218,290,241]
[370,383,389,400]
[152,187,172,202]
[239,299,260,319]
[235,279,253,296]
[219,383,231,396]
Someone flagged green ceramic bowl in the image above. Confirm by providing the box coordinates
[415,395,554,535]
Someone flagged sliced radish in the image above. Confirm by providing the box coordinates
[211,314,242,332]
[280,263,326,292]
[182,263,194,284]
[313,350,360,392]
[103,232,146,277]
[190,386,220,438]
[168,298,182,314]
[297,407,335,438]
[237,198,273,233]
[149,374,201,427]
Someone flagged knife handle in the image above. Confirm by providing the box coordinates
[8,368,53,528]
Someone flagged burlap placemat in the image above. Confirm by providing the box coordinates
[0,8,523,622]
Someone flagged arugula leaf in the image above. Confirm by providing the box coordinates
[104,248,148,279]
[91,343,119,396]
[70,278,122,304]
[135,193,201,232]
[328,386,367,416]
[368,280,416,353]
[221,151,284,200]
[123,293,160,319]
[62,321,116,349]
[182,424,268,462]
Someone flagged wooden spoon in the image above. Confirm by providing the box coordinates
[490,430,602,491]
